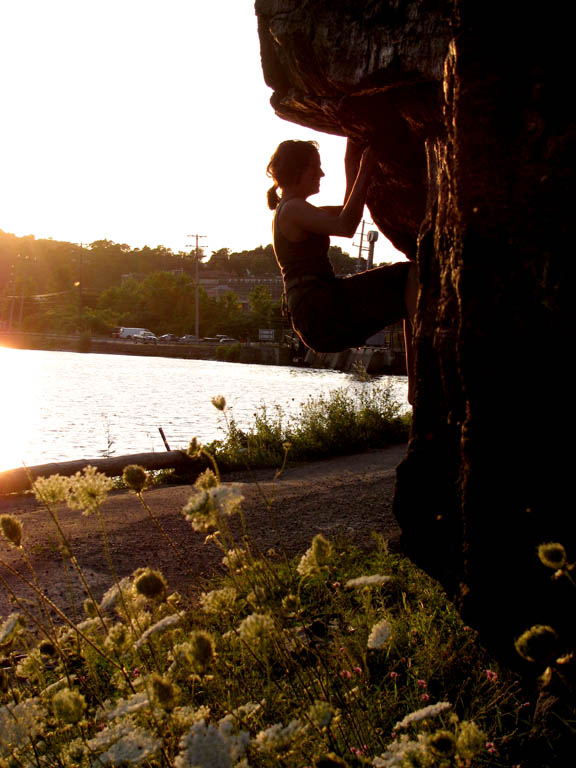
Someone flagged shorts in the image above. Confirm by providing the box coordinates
[287,261,411,353]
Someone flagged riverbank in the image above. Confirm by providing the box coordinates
[0,331,407,373]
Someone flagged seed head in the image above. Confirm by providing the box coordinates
[187,437,201,457]
[38,640,57,657]
[211,395,227,411]
[189,631,216,673]
[134,568,167,600]
[52,688,86,724]
[122,464,148,492]
[84,599,98,618]
[151,673,178,710]
[429,730,457,758]
[537,542,567,570]
[0,515,22,547]
[311,534,332,566]
[515,625,559,663]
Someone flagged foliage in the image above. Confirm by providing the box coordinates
[205,383,410,471]
[0,460,532,767]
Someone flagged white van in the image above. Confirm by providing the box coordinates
[118,327,153,340]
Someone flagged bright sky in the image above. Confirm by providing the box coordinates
[0,0,404,264]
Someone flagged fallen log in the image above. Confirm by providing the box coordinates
[0,451,198,495]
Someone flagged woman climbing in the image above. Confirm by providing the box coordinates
[266,138,417,402]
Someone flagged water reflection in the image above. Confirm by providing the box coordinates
[0,347,408,471]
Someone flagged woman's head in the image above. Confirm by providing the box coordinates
[266,140,320,209]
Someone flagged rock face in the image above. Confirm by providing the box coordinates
[256,0,574,669]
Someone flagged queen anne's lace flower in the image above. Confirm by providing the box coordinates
[133,614,181,649]
[0,698,45,757]
[200,587,237,614]
[88,721,160,765]
[32,474,71,504]
[367,619,391,650]
[255,719,304,752]
[237,613,274,643]
[174,718,249,768]
[182,485,243,532]
[67,465,114,514]
[345,574,391,588]
[394,701,452,730]
[104,691,150,720]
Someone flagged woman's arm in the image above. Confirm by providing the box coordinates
[280,146,376,239]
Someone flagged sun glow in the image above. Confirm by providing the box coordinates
[0,347,44,471]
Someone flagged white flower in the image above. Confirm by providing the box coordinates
[32,474,71,504]
[0,698,45,757]
[345,574,391,588]
[200,587,237,614]
[174,718,249,768]
[256,719,304,753]
[237,613,274,643]
[394,701,452,730]
[182,485,243,532]
[133,614,181,649]
[367,619,391,650]
[373,732,430,767]
[88,722,160,765]
[105,691,150,720]
[100,577,133,612]
[67,465,114,515]
[296,546,317,576]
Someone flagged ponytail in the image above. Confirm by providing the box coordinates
[267,184,280,210]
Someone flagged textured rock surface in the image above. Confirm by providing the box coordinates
[256,0,574,678]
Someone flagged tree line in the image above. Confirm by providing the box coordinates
[0,230,363,338]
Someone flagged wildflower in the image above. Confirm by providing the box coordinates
[389,671,400,680]
[100,577,133,612]
[32,473,70,504]
[211,394,227,411]
[122,464,148,492]
[308,700,336,730]
[105,622,130,652]
[15,648,45,683]
[537,542,567,570]
[238,613,274,644]
[0,515,22,547]
[175,718,249,768]
[222,547,248,571]
[182,484,243,532]
[421,693,430,702]
[134,568,167,600]
[367,619,391,650]
[345,574,391,588]
[200,586,237,614]
[52,688,86,724]
[486,741,498,755]
[151,673,178,710]
[394,701,452,730]
[374,733,430,767]
[195,468,219,490]
[282,593,300,613]
[0,613,23,646]
[88,722,161,766]
[456,720,487,759]
[515,624,559,663]
[297,534,332,576]
[189,631,216,673]
[105,691,149,720]
[0,698,45,756]
[339,669,352,680]
[485,668,498,681]
[417,679,427,688]
[429,730,456,758]
[133,613,181,649]
[67,465,114,514]
[256,719,304,753]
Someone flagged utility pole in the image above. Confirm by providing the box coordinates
[187,234,206,340]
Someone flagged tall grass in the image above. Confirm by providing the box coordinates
[205,383,410,472]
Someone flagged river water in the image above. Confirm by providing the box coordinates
[0,347,408,472]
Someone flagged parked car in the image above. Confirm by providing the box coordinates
[118,327,153,340]
[158,334,181,343]
[219,337,239,344]
[179,334,199,344]
[134,331,158,344]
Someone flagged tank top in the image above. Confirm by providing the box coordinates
[272,203,335,284]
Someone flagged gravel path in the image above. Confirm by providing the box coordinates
[0,444,407,620]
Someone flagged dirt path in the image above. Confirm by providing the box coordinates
[0,444,407,620]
